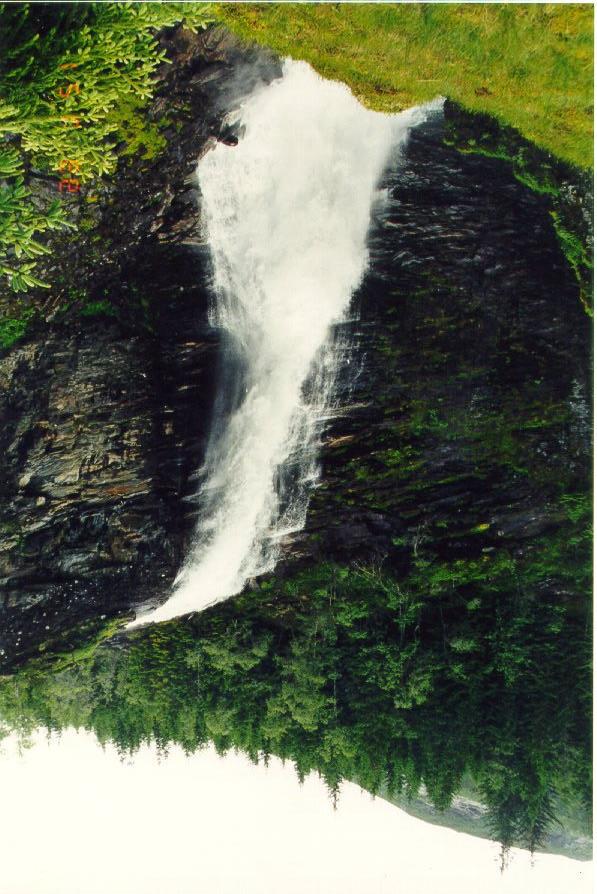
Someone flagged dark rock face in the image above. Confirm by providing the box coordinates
[284,106,591,580]
[0,254,217,659]
[0,27,282,667]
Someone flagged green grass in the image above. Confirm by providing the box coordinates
[216,3,593,169]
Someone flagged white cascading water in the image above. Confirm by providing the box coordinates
[132,61,437,627]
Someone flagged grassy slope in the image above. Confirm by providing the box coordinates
[216,3,593,169]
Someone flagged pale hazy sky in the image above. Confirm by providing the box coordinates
[0,729,591,894]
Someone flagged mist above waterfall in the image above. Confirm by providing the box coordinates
[134,60,436,626]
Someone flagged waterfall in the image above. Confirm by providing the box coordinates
[132,61,437,627]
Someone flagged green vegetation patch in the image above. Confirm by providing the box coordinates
[79,299,117,319]
[0,306,35,348]
[550,210,593,315]
[0,511,591,858]
[0,2,213,292]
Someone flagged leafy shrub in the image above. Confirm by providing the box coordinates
[0,2,212,292]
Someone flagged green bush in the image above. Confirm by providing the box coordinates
[0,2,212,293]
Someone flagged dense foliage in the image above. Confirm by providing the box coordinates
[218,3,593,169]
[0,2,212,291]
[0,494,590,858]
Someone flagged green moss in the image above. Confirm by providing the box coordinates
[0,307,35,349]
[447,131,561,198]
[80,299,117,319]
[550,211,593,316]
[106,98,167,161]
[0,519,20,537]
[551,215,593,271]
[77,216,97,233]
[53,285,88,317]
[513,168,560,197]
[20,617,124,674]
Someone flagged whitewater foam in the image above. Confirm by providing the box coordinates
[130,61,439,627]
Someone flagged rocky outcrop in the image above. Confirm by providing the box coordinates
[0,27,281,667]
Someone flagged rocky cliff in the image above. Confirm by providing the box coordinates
[0,25,591,671]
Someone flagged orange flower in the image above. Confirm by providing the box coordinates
[58,178,81,194]
[57,159,82,174]
[59,115,82,128]
[56,82,81,99]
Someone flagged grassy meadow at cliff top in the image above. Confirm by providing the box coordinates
[217,3,593,169]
